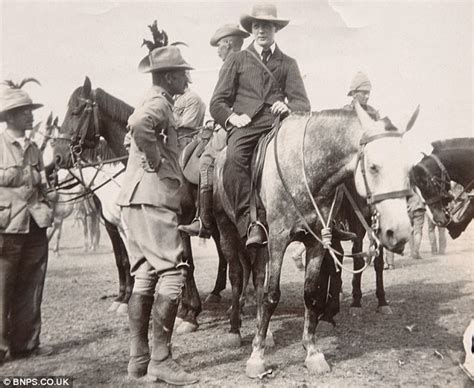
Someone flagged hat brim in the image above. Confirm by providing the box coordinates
[0,102,43,122]
[240,15,289,34]
[210,30,250,47]
[138,55,194,74]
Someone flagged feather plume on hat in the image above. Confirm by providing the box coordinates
[137,20,193,73]
[0,78,43,121]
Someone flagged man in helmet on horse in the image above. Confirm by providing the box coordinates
[178,23,250,238]
[343,71,380,120]
[116,46,198,385]
[208,3,311,247]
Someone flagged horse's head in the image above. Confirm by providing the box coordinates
[410,154,452,227]
[353,102,419,253]
[54,77,100,168]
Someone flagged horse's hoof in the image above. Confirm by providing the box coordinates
[175,321,198,334]
[204,293,221,304]
[221,333,242,348]
[377,305,393,315]
[107,301,120,312]
[305,353,331,374]
[116,303,128,315]
[350,307,363,317]
[174,317,183,330]
[246,356,266,378]
[265,330,275,348]
[316,320,335,334]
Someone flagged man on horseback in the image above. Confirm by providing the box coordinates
[343,71,380,120]
[173,71,206,149]
[178,24,250,238]
[209,3,311,246]
[116,46,198,385]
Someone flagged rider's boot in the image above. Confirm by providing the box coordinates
[127,293,153,378]
[146,294,199,385]
[178,187,213,239]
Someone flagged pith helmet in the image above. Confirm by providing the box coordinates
[348,71,372,96]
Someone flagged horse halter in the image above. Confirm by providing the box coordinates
[56,91,100,158]
[417,153,453,226]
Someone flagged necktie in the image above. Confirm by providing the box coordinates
[262,49,271,64]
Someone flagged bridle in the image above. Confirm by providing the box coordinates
[56,91,101,161]
[274,117,411,274]
[416,153,453,227]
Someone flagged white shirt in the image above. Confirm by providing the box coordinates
[253,41,276,61]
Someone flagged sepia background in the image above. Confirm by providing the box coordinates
[1,0,472,147]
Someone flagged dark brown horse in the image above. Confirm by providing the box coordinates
[411,137,474,239]
[213,103,418,377]
[53,77,223,328]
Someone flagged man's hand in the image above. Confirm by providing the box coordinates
[228,113,251,128]
[270,101,290,116]
[141,156,162,173]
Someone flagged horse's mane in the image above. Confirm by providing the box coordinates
[432,137,474,152]
[95,88,134,124]
[310,109,399,131]
[68,86,133,125]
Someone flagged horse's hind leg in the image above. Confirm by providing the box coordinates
[302,241,331,375]
[175,233,201,334]
[374,247,392,314]
[205,229,228,304]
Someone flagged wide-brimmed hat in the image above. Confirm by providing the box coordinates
[0,81,43,122]
[138,46,194,73]
[240,3,289,34]
[348,71,372,96]
[210,24,250,47]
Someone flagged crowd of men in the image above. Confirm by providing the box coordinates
[0,2,446,385]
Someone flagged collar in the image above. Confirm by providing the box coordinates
[253,41,276,56]
[3,129,30,146]
[152,85,175,106]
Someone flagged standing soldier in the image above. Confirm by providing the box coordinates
[116,46,198,385]
[0,79,54,363]
[209,3,311,246]
[179,24,250,237]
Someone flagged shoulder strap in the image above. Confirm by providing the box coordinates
[245,48,282,92]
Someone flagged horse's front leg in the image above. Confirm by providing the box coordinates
[245,231,285,378]
[374,247,392,314]
[302,242,331,375]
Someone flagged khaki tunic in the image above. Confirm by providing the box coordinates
[0,130,53,233]
[117,85,183,275]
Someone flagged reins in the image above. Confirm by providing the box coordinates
[274,115,410,274]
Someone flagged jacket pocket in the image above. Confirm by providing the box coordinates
[0,201,12,230]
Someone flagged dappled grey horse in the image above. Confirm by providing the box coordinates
[214,102,417,377]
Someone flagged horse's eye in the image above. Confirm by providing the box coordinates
[369,164,379,174]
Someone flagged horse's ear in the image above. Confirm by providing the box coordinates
[46,112,53,126]
[405,105,420,133]
[354,100,377,131]
[83,76,92,97]
[53,116,59,126]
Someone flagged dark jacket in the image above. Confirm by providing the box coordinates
[210,43,311,128]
